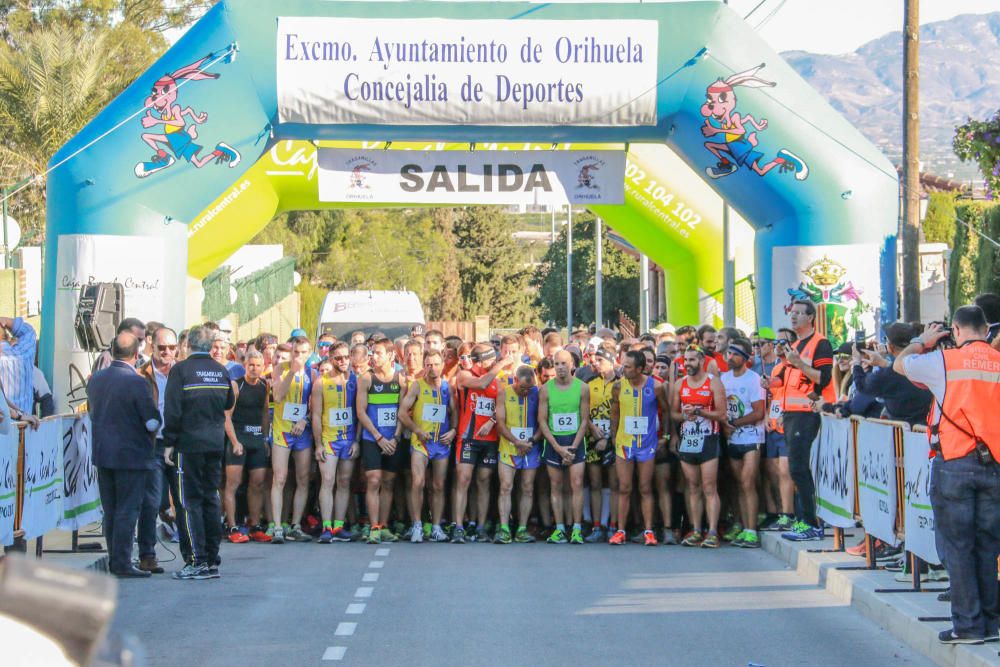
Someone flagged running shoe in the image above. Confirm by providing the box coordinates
[476,526,490,544]
[874,541,903,562]
[547,528,568,544]
[781,522,825,542]
[630,530,645,544]
[379,527,399,543]
[608,529,627,545]
[430,525,449,542]
[409,523,424,544]
[285,525,312,542]
[570,527,584,545]
[722,523,744,542]
[318,529,334,544]
[205,566,220,579]
[494,526,513,544]
[895,565,949,583]
[271,526,285,544]
[584,527,606,543]
[514,527,536,543]
[681,530,704,547]
[451,526,466,544]
[884,555,906,572]
[366,527,382,545]
[643,530,658,547]
[738,531,761,549]
[769,515,795,532]
[172,563,210,580]
[423,522,432,540]
[701,533,720,549]
[226,526,249,544]
[661,529,678,546]
[330,526,353,542]
[938,589,951,602]
[845,538,868,557]
[730,530,747,548]
[938,630,984,645]
[359,524,371,542]
[391,521,407,537]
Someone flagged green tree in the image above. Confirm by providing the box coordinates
[533,211,639,328]
[454,206,538,327]
[921,191,957,246]
[425,207,462,321]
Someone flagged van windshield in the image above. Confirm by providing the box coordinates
[319,322,420,341]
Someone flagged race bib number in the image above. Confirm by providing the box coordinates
[474,397,496,417]
[243,424,262,436]
[593,419,611,437]
[282,402,307,422]
[511,427,534,442]
[679,434,705,453]
[552,413,579,431]
[328,408,352,427]
[377,407,398,428]
[624,416,649,436]
[422,403,446,424]
[768,400,782,420]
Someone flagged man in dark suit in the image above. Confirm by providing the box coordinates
[87,332,161,578]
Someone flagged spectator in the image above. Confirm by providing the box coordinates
[0,316,36,416]
[87,332,161,578]
[852,322,932,426]
[91,317,145,375]
[163,325,235,581]
[894,305,1000,645]
[32,366,55,418]
[973,293,1000,350]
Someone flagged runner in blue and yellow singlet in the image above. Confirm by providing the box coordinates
[495,365,542,544]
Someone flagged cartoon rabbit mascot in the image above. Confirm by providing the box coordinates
[135,48,241,178]
[700,64,808,181]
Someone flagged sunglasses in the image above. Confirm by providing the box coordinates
[318,341,333,349]
[459,355,472,362]
[331,355,349,361]
[157,344,177,351]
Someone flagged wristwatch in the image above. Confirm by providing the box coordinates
[909,337,925,350]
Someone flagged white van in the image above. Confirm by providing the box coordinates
[317,290,426,341]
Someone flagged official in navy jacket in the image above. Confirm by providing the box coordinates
[87,331,160,578]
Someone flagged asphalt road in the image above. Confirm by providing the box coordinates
[110,536,933,667]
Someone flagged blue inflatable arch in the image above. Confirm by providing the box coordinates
[42,0,897,407]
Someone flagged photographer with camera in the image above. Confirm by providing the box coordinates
[894,305,1000,645]
[852,323,932,426]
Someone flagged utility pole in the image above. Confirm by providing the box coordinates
[595,216,603,328]
[902,0,921,322]
[721,0,735,327]
[566,204,573,338]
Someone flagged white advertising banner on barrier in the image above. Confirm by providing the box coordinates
[277,18,658,126]
[0,428,17,546]
[60,415,102,531]
[855,420,898,546]
[51,235,167,414]
[811,415,856,529]
[902,430,940,565]
[21,419,64,540]
[318,148,625,205]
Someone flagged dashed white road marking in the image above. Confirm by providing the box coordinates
[368,560,385,569]
[355,586,374,598]
[375,548,390,556]
[335,622,357,637]
[346,603,366,615]
[322,646,347,661]
[363,572,380,582]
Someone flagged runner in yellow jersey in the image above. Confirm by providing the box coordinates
[310,343,359,543]
[583,348,619,543]
[398,350,456,543]
[269,335,313,544]
[495,365,542,544]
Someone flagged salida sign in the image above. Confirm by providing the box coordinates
[317,148,625,205]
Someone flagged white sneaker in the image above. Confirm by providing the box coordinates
[410,523,423,543]
[430,525,448,542]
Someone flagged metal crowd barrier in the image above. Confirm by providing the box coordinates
[5,413,104,559]
[810,413,945,610]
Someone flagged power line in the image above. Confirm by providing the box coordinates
[742,0,769,20]
[753,0,787,31]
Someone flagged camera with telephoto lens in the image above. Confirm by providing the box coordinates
[928,321,956,350]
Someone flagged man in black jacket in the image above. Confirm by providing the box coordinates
[87,332,161,578]
[852,322,932,426]
[164,325,235,580]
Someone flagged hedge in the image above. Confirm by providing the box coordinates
[949,202,1000,310]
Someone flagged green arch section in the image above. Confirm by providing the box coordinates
[188,141,726,324]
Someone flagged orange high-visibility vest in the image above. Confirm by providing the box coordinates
[781,333,836,413]
[767,361,787,433]
[937,341,1000,461]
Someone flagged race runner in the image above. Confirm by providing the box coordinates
[494,365,542,544]
[584,347,619,543]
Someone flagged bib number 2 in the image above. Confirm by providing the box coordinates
[282,402,306,422]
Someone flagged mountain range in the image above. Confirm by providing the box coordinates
[781,11,1000,181]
